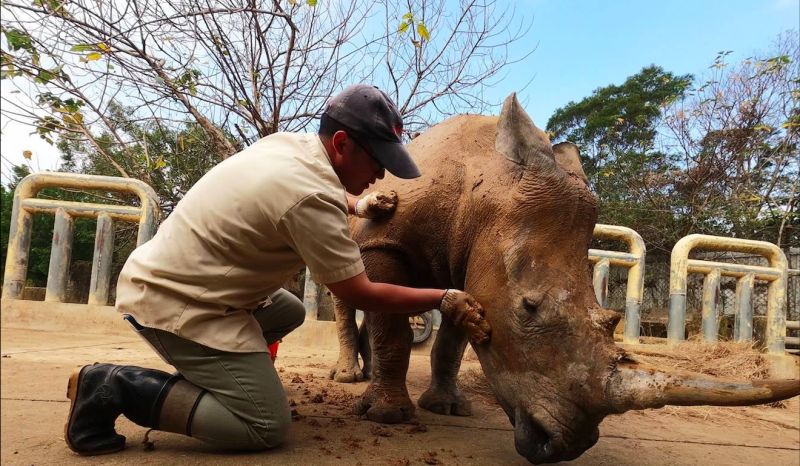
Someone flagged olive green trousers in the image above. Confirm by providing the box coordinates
[129,288,305,450]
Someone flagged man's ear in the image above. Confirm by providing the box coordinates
[331,130,348,155]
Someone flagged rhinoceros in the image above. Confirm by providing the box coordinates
[329,93,800,464]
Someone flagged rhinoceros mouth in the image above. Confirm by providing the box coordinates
[513,408,555,463]
[513,407,599,464]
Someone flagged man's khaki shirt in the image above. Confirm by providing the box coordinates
[116,133,365,352]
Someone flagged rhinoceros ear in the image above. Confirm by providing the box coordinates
[495,93,555,169]
[553,142,589,185]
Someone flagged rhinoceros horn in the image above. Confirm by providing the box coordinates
[606,361,800,412]
[495,93,555,170]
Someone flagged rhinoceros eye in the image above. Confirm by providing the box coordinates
[522,296,539,313]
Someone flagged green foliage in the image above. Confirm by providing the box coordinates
[546,36,799,251]
[548,66,692,158]
[547,66,693,252]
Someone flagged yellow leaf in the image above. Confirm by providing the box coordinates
[154,157,167,169]
[616,117,624,124]
[22,150,32,159]
[398,21,410,33]
[417,23,430,41]
[86,52,102,61]
[287,0,297,5]
[97,42,111,52]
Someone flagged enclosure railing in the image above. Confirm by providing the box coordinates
[589,224,646,345]
[667,234,789,354]
[2,172,160,305]
[787,267,800,351]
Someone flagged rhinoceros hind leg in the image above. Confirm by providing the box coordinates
[354,249,415,424]
[418,316,472,416]
[330,297,365,383]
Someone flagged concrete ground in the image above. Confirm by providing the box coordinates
[2,316,799,465]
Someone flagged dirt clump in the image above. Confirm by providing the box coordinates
[342,435,364,451]
[311,393,325,403]
[369,425,393,437]
[420,450,441,464]
[406,422,428,434]
[306,418,322,427]
[328,417,346,427]
[291,375,304,383]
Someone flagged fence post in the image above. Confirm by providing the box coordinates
[701,268,721,342]
[302,267,320,320]
[593,258,610,308]
[88,213,115,306]
[44,208,75,303]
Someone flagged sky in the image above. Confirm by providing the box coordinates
[1,0,798,185]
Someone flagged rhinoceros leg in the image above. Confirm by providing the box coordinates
[418,317,472,416]
[330,296,366,383]
[354,250,415,424]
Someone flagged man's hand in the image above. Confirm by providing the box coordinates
[355,190,398,219]
[439,290,491,345]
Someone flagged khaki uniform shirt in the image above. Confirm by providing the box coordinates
[116,133,365,352]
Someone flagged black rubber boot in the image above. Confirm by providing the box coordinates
[64,363,204,456]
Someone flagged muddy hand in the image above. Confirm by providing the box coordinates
[355,190,398,219]
[439,290,491,345]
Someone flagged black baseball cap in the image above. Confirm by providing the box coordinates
[323,84,421,179]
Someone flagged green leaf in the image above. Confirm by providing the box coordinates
[402,12,413,22]
[398,21,410,33]
[417,22,430,41]
[35,69,55,84]
[70,44,95,52]
[306,0,317,6]
[4,28,35,54]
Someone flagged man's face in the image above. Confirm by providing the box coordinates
[333,132,386,195]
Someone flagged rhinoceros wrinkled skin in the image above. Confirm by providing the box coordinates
[330,94,800,464]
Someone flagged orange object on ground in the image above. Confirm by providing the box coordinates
[268,341,280,362]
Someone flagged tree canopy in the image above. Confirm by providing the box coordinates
[547,33,798,252]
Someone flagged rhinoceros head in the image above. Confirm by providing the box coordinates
[463,94,799,464]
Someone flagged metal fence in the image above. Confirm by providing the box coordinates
[606,248,799,328]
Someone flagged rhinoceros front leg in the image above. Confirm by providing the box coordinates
[354,250,415,424]
[418,316,472,416]
[330,296,366,383]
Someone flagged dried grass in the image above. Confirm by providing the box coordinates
[625,336,771,381]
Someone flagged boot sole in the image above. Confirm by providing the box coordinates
[64,367,125,456]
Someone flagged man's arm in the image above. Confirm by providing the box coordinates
[326,271,443,314]
[326,271,491,344]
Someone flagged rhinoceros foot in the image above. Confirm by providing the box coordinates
[329,361,366,383]
[418,386,472,416]
[355,383,415,424]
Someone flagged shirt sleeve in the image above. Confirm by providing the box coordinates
[276,192,365,284]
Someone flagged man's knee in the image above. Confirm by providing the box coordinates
[251,403,291,449]
[275,289,306,327]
